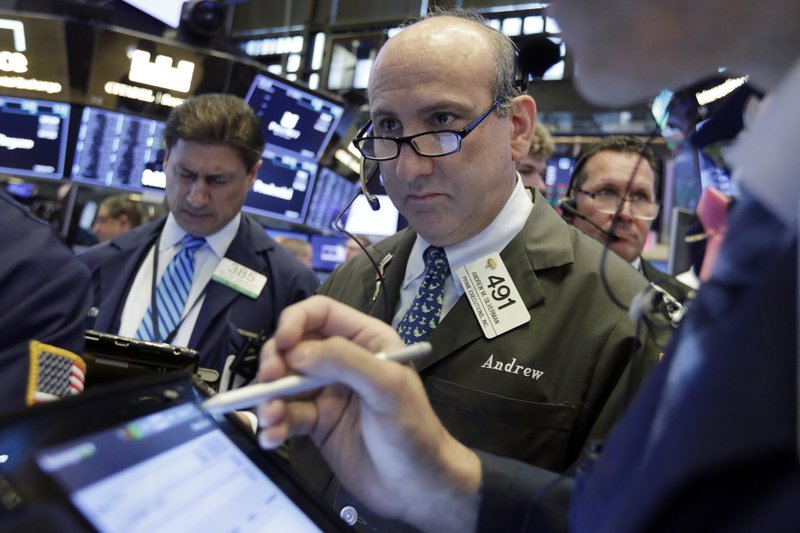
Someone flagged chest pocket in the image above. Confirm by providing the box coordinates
[425,376,579,472]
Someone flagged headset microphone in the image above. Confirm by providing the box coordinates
[559,198,620,242]
[359,157,381,211]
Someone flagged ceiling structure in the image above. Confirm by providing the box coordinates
[9,0,659,135]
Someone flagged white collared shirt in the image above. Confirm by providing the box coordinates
[392,178,533,327]
[118,212,242,347]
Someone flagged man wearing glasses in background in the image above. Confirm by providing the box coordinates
[291,10,665,530]
[564,136,693,303]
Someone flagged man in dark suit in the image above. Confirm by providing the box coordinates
[563,136,694,304]
[0,188,91,413]
[79,94,318,389]
[256,0,800,531]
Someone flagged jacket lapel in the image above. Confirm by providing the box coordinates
[359,229,417,322]
[416,193,575,372]
[94,220,164,332]
[189,217,272,347]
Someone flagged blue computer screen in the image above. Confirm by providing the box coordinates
[305,167,356,232]
[71,107,166,191]
[310,234,348,272]
[244,149,317,223]
[245,73,344,160]
[0,95,70,179]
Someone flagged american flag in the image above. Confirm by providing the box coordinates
[27,341,87,405]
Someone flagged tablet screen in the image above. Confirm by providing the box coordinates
[36,403,322,532]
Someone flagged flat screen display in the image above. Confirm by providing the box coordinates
[545,156,575,207]
[244,149,317,223]
[245,73,344,160]
[86,28,230,118]
[305,167,357,232]
[36,403,323,533]
[71,107,166,191]
[0,12,70,100]
[265,228,310,242]
[343,194,400,239]
[0,95,70,179]
[310,234,348,272]
[121,0,185,28]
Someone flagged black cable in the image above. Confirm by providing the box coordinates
[597,128,662,312]
[331,163,390,320]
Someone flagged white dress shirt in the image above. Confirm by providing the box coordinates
[118,213,242,347]
[392,177,533,327]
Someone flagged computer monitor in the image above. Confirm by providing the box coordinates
[85,28,230,118]
[305,167,357,232]
[244,149,317,223]
[245,73,345,160]
[342,194,401,240]
[0,373,349,532]
[668,206,697,276]
[71,107,166,191]
[0,96,70,180]
[545,156,575,207]
[310,234,348,272]
[121,0,185,28]
[265,228,310,242]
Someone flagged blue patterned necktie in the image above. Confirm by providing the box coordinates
[397,246,450,344]
[136,235,205,342]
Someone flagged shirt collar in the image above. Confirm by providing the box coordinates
[161,212,242,258]
[402,177,533,292]
[631,256,642,271]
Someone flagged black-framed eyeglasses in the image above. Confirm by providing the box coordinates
[575,186,660,221]
[352,98,504,161]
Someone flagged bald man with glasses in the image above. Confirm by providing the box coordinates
[289,12,666,529]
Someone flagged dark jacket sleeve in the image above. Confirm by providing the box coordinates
[0,191,91,413]
[476,450,573,533]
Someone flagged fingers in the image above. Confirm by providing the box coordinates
[257,397,320,449]
[281,336,419,414]
[258,338,288,383]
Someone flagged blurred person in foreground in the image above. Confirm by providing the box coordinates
[0,188,91,414]
[257,0,800,532]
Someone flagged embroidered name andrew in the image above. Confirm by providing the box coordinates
[481,354,544,381]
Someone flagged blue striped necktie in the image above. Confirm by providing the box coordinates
[397,246,450,344]
[136,235,205,342]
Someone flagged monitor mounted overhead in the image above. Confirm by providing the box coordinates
[244,148,317,223]
[71,107,166,192]
[0,95,70,180]
[121,0,186,29]
[244,73,345,161]
[305,166,357,232]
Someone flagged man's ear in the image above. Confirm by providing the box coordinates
[246,159,262,189]
[509,95,536,163]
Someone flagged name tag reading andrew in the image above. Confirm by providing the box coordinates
[212,258,267,299]
[457,254,530,339]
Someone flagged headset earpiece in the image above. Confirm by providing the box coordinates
[566,152,590,198]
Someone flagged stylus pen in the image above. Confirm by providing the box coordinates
[200,342,432,415]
